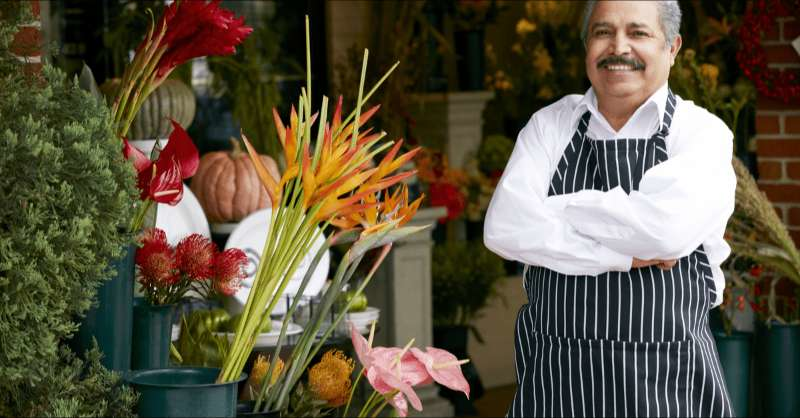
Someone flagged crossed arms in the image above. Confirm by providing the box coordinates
[483,112,735,276]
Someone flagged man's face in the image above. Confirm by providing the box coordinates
[584,1,681,105]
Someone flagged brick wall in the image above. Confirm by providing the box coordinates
[6,0,41,76]
[755,12,800,245]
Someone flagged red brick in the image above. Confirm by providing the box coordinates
[758,94,800,110]
[764,45,800,64]
[764,23,780,41]
[788,161,800,179]
[775,205,786,220]
[791,229,800,245]
[31,0,39,18]
[759,160,784,180]
[784,19,800,40]
[10,26,40,57]
[759,184,800,202]
[757,114,781,134]
[786,115,800,134]
[757,139,800,157]
[789,207,800,225]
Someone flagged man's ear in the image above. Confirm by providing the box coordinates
[669,34,682,66]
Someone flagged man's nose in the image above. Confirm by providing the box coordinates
[609,32,632,55]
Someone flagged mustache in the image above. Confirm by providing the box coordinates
[597,55,645,70]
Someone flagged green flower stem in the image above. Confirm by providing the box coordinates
[370,397,390,418]
[358,391,381,418]
[333,61,399,139]
[119,46,167,139]
[128,199,154,233]
[343,367,365,417]
[272,256,364,410]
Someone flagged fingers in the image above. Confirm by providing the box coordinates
[657,259,677,270]
[632,258,678,270]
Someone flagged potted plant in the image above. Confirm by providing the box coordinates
[431,240,506,414]
[715,255,758,417]
[725,156,800,417]
[131,228,247,370]
[0,4,139,414]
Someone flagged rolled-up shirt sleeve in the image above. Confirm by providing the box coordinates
[484,113,633,276]
[545,112,736,261]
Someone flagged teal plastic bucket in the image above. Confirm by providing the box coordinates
[74,243,135,371]
[758,322,800,417]
[125,367,247,417]
[714,331,752,417]
[131,299,175,370]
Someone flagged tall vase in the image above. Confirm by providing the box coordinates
[454,29,485,91]
[713,331,752,417]
[125,367,247,418]
[757,322,800,417]
[73,243,135,371]
[132,298,176,370]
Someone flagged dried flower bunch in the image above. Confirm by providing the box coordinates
[135,227,247,305]
[725,157,800,286]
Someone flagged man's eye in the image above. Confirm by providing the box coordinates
[632,30,650,37]
[594,29,611,36]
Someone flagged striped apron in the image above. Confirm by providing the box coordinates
[508,91,734,417]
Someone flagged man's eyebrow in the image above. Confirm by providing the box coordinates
[627,22,653,31]
[590,21,613,31]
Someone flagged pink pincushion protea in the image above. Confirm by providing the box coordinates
[175,233,217,280]
[213,248,247,296]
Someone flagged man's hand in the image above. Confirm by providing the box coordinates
[632,258,677,270]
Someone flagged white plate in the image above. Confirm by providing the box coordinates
[215,321,303,348]
[224,209,330,316]
[155,185,211,246]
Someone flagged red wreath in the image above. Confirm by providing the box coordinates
[737,0,800,103]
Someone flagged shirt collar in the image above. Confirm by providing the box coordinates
[570,82,670,137]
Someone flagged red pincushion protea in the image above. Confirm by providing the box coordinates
[136,228,178,286]
[175,234,217,280]
[213,248,247,296]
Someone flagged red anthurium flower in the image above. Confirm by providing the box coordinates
[148,0,253,79]
[124,119,199,205]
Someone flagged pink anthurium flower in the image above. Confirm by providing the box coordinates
[123,119,199,205]
[410,347,471,399]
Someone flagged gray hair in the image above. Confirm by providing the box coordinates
[580,1,682,47]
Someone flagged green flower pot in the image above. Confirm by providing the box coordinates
[236,401,281,417]
[714,331,752,417]
[73,243,135,371]
[132,298,175,370]
[757,322,800,417]
[125,367,247,417]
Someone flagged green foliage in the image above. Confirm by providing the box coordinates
[477,134,514,174]
[432,241,506,329]
[25,345,137,418]
[0,16,138,415]
[208,17,285,160]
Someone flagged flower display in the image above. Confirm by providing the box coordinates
[135,227,247,305]
[344,322,470,417]
[216,19,429,417]
[110,0,251,232]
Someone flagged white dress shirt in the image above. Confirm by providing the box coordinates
[484,83,736,308]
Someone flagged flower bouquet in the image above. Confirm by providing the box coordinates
[111,0,252,232]
[132,227,246,370]
[213,17,441,416]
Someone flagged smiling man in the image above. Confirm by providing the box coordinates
[484,1,736,417]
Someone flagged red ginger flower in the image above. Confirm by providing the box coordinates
[136,228,178,286]
[213,248,247,296]
[429,181,466,224]
[175,233,217,281]
[145,0,253,79]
